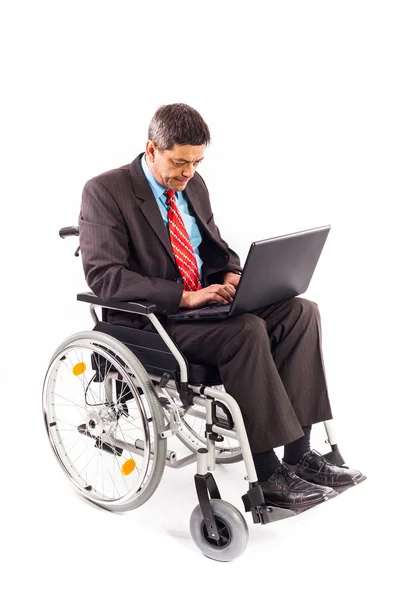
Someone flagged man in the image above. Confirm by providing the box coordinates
[79,103,364,511]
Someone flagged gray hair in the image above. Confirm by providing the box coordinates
[148,103,211,150]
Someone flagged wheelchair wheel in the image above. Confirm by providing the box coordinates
[43,331,167,512]
[177,387,242,464]
[190,499,248,561]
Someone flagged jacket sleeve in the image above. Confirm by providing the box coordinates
[79,178,184,314]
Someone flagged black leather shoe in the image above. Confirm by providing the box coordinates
[260,464,338,510]
[283,450,366,489]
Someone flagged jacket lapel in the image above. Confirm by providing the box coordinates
[129,155,176,266]
[128,154,225,268]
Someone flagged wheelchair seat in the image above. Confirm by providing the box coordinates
[94,320,222,386]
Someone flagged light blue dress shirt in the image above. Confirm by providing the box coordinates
[141,153,204,283]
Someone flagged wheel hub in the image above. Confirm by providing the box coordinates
[98,406,118,434]
[202,518,231,548]
[86,411,103,436]
[86,407,118,436]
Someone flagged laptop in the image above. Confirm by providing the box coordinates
[167,225,331,321]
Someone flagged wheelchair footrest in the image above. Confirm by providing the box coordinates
[242,483,296,525]
[251,505,297,525]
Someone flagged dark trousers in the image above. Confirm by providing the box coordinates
[162,297,333,454]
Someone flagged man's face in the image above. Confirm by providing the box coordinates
[145,142,205,192]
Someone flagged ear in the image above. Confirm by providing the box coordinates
[146,140,156,162]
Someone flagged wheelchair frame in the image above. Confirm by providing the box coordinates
[45,226,348,560]
[78,292,345,528]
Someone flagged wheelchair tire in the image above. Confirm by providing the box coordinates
[190,499,248,561]
[43,330,167,512]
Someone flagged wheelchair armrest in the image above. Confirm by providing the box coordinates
[77,292,157,315]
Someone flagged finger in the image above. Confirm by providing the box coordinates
[214,289,233,303]
[223,283,236,294]
[220,284,236,298]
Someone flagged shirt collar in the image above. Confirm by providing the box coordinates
[141,152,175,205]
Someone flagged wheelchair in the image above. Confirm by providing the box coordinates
[42,226,347,561]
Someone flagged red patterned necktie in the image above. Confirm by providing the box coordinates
[164,189,202,291]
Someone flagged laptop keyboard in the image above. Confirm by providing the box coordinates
[181,303,230,316]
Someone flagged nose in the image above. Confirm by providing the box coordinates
[182,164,196,179]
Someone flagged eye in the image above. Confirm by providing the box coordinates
[173,160,202,168]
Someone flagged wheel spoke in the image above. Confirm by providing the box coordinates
[44,334,166,509]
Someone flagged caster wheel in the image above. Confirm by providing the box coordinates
[190,499,248,561]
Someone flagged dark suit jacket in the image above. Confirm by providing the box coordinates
[79,152,242,329]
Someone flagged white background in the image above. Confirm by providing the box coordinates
[1,1,399,598]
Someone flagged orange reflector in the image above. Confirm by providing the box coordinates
[72,362,86,376]
[121,458,136,476]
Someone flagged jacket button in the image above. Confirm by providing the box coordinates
[224,254,229,259]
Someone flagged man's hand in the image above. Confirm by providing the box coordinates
[179,272,241,309]
[223,271,241,288]
[179,283,237,309]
